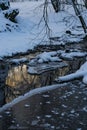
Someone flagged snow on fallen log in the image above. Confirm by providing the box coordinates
[58,71,87,81]
[56,61,87,84]
[0,83,67,112]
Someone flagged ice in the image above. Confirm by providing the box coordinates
[40,102,42,105]
[5,111,11,114]
[31,120,39,126]
[0,115,3,118]
[36,116,40,119]
[83,97,87,100]
[11,120,15,123]
[62,104,67,108]
[77,128,82,130]
[61,112,65,116]
[42,94,50,98]
[83,107,87,112]
[46,101,51,104]
[51,126,55,129]
[8,125,28,129]
[43,123,51,127]
[24,104,30,108]
[45,115,52,118]
[70,109,75,114]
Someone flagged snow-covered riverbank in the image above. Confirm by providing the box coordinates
[0,1,87,57]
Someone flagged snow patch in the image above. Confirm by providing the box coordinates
[60,51,87,59]
[56,61,87,84]
[29,51,61,65]
[10,57,28,64]
[0,1,86,57]
[0,83,67,112]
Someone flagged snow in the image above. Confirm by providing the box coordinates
[0,0,10,7]
[29,51,61,64]
[57,61,87,84]
[0,83,67,112]
[10,57,28,64]
[0,1,86,57]
[0,12,17,32]
[29,50,87,65]
[42,94,50,98]
[28,61,67,74]
[60,51,87,59]
[31,120,39,126]
[24,104,30,108]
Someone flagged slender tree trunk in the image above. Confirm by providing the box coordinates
[83,0,87,8]
[51,0,60,12]
[72,0,87,33]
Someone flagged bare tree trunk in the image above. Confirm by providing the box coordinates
[83,0,87,8]
[51,0,60,12]
[72,0,87,33]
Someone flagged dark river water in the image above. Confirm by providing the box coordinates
[0,44,87,130]
[0,54,85,106]
[0,80,87,130]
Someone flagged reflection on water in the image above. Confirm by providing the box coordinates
[0,55,85,106]
[0,61,8,107]
[5,63,69,103]
[6,65,28,87]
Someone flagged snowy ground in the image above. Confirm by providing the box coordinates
[0,1,87,57]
